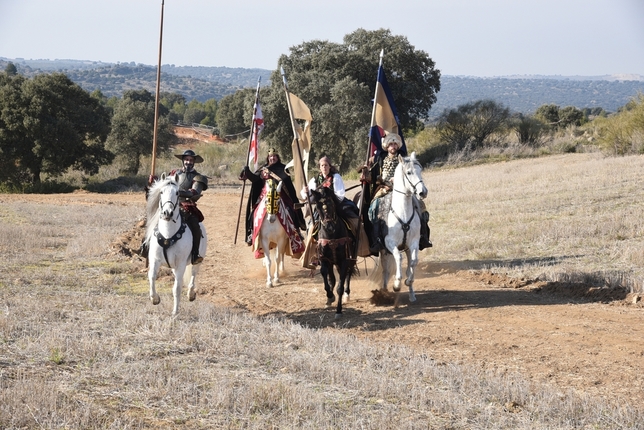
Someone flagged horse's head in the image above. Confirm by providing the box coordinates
[158,173,181,222]
[311,187,338,234]
[396,152,427,199]
[264,178,283,223]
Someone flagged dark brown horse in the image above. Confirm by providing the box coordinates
[310,187,358,318]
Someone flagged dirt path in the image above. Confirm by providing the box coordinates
[15,190,644,405]
[195,191,644,405]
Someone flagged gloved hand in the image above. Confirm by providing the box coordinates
[148,174,158,186]
[239,166,250,180]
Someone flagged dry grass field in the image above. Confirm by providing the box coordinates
[1,152,644,428]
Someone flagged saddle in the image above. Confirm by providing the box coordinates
[371,192,393,222]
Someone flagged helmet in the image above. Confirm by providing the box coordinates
[174,149,204,163]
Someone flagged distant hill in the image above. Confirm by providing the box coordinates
[1,58,272,102]
[2,57,643,115]
[430,75,644,118]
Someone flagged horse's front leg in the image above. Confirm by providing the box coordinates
[171,264,187,316]
[404,247,418,303]
[148,250,161,306]
[261,237,274,288]
[186,267,198,302]
[342,272,351,305]
[391,247,405,293]
[273,235,288,286]
[335,262,349,318]
[264,252,273,287]
[320,260,336,307]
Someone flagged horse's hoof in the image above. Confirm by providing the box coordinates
[266,283,273,288]
[394,294,401,308]
[188,290,197,302]
[409,294,417,303]
[326,298,335,307]
[335,312,342,319]
[151,295,160,306]
[393,284,402,293]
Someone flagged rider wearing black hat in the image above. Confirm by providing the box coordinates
[169,149,208,264]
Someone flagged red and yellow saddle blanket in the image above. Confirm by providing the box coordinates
[251,187,305,259]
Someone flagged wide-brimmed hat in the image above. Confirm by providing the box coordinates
[174,149,204,163]
[381,132,402,151]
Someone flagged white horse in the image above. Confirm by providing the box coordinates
[378,152,428,303]
[144,173,207,316]
[256,178,289,288]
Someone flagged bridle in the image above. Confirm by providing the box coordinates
[317,193,337,225]
[159,182,180,223]
[390,158,424,250]
[393,160,424,198]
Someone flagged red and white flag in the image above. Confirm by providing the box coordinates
[248,101,264,171]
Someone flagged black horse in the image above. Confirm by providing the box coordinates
[310,187,358,318]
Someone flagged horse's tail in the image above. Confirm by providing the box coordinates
[367,254,394,287]
[348,259,359,278]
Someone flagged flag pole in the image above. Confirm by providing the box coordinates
[149,0,165,185]
[234,76,262,245]
[355,49,385,257]
[280,66,315,221]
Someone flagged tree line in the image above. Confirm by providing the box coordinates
[2,28,643,191]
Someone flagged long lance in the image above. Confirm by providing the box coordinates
[355,49,385,257]
[234,76,262,244]
[149,0,165,185]
[280,66,314,223]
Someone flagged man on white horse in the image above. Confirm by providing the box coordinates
[168,149,208,265]
[364,132,432,253]
[239,148,305,246]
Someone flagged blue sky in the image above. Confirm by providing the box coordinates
[1,0,643,77]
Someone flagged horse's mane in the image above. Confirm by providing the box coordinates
[144,175,176,244]
[316,187,350,239]
[319,186,342,209]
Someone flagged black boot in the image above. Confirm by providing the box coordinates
[419,212,432,250]
[187,215,203,264]
[369,220,384,254]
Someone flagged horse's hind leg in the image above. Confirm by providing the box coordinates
[380,254,390,291]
